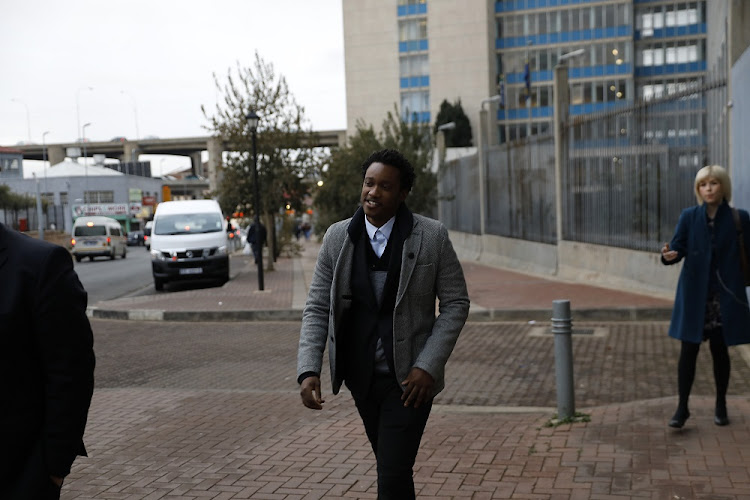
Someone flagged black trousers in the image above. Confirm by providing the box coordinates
[352,372,432,500]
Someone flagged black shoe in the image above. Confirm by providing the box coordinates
[669,409,690,428]
[715,405,729,426]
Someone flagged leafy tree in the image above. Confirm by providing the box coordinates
[315,107,436,235]
[0,184,42,228]
[434,99,473,147]
[203,51,324,264]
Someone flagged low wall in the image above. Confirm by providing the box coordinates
[450,230,677,299]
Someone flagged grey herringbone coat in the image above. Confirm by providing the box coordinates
[297,211,470,397]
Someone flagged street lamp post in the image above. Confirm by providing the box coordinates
[76,86,94,142]
[11,98,32,144]
[120,90,140,140]
[246,110,264,291]
[42,130,51,196]
[82,122,92,199]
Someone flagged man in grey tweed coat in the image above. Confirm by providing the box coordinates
[297,149,469,499]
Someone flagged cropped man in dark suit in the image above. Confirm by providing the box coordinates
[297,149,470,499]
[0,223,95,499]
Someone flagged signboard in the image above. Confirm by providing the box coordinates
[129,188,142,202]
[72,203,142,218]
[142,195,157,206]
[162,185,172,202]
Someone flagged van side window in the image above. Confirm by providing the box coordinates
[111,227,121,236]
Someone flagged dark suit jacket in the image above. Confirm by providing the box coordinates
[0,223,95,495]
[298,205,470,397]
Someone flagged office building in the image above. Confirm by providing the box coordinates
[343,0,708,145]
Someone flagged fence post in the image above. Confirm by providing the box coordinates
[552,299,575,419]
[553,63,569,245]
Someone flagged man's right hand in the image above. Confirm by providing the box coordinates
[300,375,325,410]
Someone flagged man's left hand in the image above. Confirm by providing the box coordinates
[401,367,434,408]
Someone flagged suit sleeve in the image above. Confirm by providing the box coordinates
[297,229,336,381]
[413,224,470,379]
[33,246,95,477]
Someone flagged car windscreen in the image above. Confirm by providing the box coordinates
[154,213,224,235]
[74,225,107,236]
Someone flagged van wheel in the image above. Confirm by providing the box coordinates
[89,256,95,262]
[75,255,82,263]
[122,247,127,259]
[154,278,165,291]
[110,250,115,260]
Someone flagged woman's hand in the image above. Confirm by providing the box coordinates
[661,242,678,262]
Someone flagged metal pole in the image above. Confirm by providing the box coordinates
[252,129,264,290]
[552,299,575,419]
[34,173,44,240]
[42,131,50,196]
[82,123,91,198]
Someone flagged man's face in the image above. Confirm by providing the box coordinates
[361,162,408,227]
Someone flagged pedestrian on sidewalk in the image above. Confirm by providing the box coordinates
[247,220,266,264]
[0,223,96,499]
[661,165,750,429]
[297,149,469,499]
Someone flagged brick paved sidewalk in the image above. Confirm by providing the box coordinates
[60,319,750,499]
[90,240,674,322]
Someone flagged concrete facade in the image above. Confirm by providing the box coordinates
[343,0,402,138]
[428,0,496,145]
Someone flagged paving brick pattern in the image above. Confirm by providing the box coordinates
[59,319,750,499]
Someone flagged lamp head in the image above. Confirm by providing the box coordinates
[246,110,260,131]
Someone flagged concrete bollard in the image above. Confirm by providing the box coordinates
[552,299,575,419]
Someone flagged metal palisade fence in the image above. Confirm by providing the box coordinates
[439,65,728,253]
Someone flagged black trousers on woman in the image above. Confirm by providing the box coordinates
[677,329,730,416]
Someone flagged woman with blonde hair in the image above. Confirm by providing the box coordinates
[661,165,750,428]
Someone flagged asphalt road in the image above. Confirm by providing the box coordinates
[73,244,153,304]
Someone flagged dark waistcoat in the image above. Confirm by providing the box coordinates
[340,205,411,397]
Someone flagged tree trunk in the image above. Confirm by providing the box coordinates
[263,212,275,271]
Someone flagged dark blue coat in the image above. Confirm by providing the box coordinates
[664,201,750,345]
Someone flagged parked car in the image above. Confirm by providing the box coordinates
[144,221,153,250]
[127,230,144,246]
[70,216,127,262]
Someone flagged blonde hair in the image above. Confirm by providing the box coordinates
[694,165,731,204]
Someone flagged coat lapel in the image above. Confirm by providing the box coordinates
[397,216,421,307]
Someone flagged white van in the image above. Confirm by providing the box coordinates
[71,216,127,262]
[149,199,229,290]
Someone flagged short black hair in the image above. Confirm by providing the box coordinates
[361,149,415,192]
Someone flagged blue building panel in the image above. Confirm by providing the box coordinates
[397,3,427,16]
[496,0,595,12]
[399,39,429,53]
[635,60,706,77]
[634,23,706,40]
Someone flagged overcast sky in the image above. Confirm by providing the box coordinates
[0,0,346,176]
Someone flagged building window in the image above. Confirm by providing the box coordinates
[60,192,68,205]
[399,18,427,41]
[84,191,114,203]
[400,54,429,77]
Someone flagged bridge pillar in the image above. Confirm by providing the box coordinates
[206,136,224,193]
[47,145,65,166]
[123,142,139,163]
[190,151,202,177]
